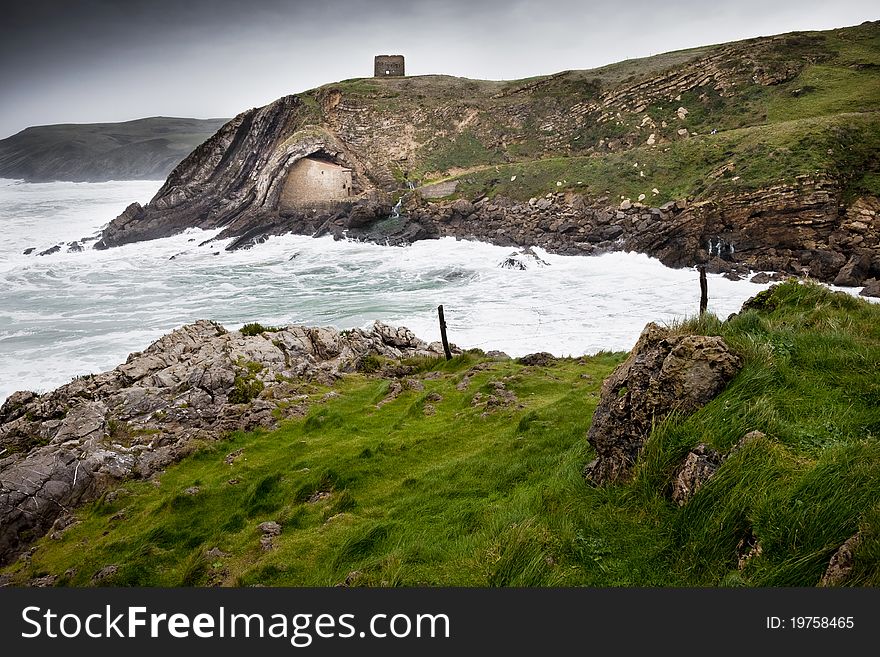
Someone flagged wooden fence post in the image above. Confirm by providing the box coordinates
[438,305,453,361]
[699,266,708,315]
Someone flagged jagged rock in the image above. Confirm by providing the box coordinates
[29,575,57,587]
[224,448,243,465]
[670,443,724,505]
[258,521,282,536]
[517,352,555,367]
[585,323,741,486]
[0,319,456,565]
[0,390,37,424]
[819,533,861,587]
[736,530,763,570]
[499,246,550,270]
[860,278,880,297]
[91,565,118,584]
[499,255,527,270]
[833,252,872,287]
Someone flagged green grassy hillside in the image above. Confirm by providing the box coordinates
[307,21,880,205]
[5,282,879,587]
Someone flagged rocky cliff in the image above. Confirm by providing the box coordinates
[90,22,880,285]
[584,323,742,485]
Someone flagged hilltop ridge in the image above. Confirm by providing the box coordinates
[0,117,229,182]
[89,21,880,286]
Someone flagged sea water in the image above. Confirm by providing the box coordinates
[0,178,854,404]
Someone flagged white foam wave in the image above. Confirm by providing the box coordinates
[0,180,874,404]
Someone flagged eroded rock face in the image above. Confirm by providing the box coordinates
[584,323,742,486]
[0,319,453,564]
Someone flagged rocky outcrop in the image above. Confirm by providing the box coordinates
[584,324,742,486]
[861,278,880,297]
[95,98,341,248]
[670,430,766,505]
[404,182,880,286]
[670,444,724,505]
[819,533,862,586]
[0,320,453,564]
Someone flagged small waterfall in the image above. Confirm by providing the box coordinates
[390,197,403,219]
[707,237,735,259]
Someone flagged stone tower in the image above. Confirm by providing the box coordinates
[374,55,405,77]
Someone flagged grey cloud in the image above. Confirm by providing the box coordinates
[1,0,877,138]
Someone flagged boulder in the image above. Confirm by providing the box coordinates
[819,533,861,587]
[670,443,723,505]
[451,199,475,217]
[584,323,742,485]
[833,252,871,287]
[516,352,555,367]
[346,201,381,228]
[860,278,880,298]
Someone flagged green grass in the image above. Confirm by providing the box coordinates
[5,282,880,587]
[452,112,880,203]
[308,23,880,205]
[416,131,506,179]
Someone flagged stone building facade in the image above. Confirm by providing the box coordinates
[374,55,405,77]
[280,157,353,209]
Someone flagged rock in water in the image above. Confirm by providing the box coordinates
[860,278,880,298]
[498,246,550,270]
[584,323,741,486]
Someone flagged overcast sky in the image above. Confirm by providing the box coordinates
[0,0,876,138]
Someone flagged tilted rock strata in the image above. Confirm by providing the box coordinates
[584,323,742,486]
[86,27,879,286]
[0,320,452,564]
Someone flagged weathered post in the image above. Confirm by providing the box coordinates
[438,305,453,361]
[699,266,708,315]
